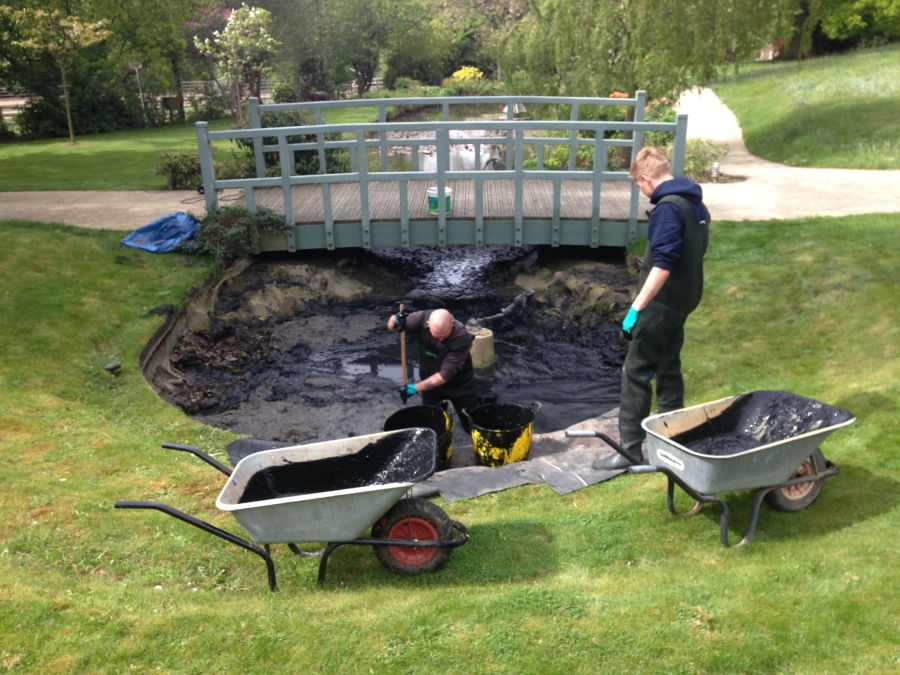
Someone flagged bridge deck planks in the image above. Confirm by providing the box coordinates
[249,179,650,224]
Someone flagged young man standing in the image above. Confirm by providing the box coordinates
[594,147,710,471]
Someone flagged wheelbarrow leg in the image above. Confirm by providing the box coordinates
[666,478,703,517]
[115,500,278,591]
[318,542,344,586]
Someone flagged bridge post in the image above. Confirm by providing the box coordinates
[671,114,689,177]
[437,129,448,246]
[357,132,372,248]
[514,128,524,247]
[278,133,296,252]
[628,90,647,241]
[249,98,266,178]
[195,122,218,214]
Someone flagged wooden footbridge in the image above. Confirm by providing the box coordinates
[195,92,688,251]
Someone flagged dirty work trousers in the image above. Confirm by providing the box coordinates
[619,301,688,462]
[422,390,478,434]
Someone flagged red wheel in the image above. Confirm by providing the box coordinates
[386,517,438,565]
[372,498,453,575]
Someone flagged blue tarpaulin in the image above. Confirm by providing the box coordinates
[121,211,199,253]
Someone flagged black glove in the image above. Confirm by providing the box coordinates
[394,311,408,331]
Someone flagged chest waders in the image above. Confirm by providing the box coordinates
[619,194,711,463]
[417,311,478,435]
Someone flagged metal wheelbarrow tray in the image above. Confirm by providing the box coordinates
[570,391,855,547]
[116,428,469,590]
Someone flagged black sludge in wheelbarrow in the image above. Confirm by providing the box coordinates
[239,428,435,503]
[670,390,854,457]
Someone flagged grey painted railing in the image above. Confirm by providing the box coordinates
[195,93,688,250]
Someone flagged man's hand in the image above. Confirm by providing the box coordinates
[398,383,417,401]
[622,306,640,339]
[393,311,408,331]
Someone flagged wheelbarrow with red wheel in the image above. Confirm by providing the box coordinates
[568,391,855,547]
[115,428,468,590]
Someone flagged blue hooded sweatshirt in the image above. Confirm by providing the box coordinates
[647,176,708,272]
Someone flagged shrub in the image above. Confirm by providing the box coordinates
[185,84,232,122]
[0,115,16,142]
[189,205,290,263]
[156,151,202,190]
[676,139,730,183]
[643,101,677,148]
[215,156,257,180]
[272,82,302,104]
[231,110,351,175]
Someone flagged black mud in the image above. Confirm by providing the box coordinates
[238,428,435,503]
[165,245,635,451]
[671,390,854,456]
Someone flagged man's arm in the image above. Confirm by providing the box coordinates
[632,267,670,311]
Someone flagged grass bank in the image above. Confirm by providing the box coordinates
[0,106,377,192]
[1,215,898,673]
[713,43,900,169]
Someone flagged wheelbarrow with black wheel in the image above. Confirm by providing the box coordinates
[115,428,468,590]
[568,391,854,547]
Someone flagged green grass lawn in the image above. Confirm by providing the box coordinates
[0,107,377,192]
[713,43,900,169]
[1,214,898,673]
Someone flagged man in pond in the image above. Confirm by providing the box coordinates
[594,147,710,471]
[388,308,477,432]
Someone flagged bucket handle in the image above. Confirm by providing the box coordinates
[440,399,455,422]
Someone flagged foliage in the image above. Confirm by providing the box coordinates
[502,0,800,100]
[214,155,256,180]
[451,65,484,81]
[0,114,17,141]
[155,150,202,189]
[185,83,232,122]
[812,0,900,45]
[324,0,425,94]
[441,74,503,96]
[272,81,302,103]
[383,17,454,89]
[190,205,290,262]
[677,138,730,182]
[230,109,351,176]
[714,43,900,168]
[2,7,111,143]
[194,4,280,118]
[642,100,678,147]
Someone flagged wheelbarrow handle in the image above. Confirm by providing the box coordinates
[161,442,232,477]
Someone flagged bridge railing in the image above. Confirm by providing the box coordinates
[195,93,688,249]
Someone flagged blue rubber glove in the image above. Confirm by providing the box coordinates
[398,383,417,401]
[622,306,640,338]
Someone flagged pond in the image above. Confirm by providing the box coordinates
[372,103,513,173]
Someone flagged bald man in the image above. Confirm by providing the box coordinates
[388,308,478,432]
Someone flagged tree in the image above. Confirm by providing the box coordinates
[194,4,280,119]
[818,0,900,42]
[321,0,429,94]
[3,7,110,143]
[503,0,800,101]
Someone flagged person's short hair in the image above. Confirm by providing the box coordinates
[629,146,671,180]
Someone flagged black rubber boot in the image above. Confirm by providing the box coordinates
[591,453,635,471]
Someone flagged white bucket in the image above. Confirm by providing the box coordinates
[426,186,452,215]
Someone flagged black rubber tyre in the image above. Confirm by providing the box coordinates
[764,448,827,512]
[371,498,454,575]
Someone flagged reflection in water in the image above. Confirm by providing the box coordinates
[372,104,510,173]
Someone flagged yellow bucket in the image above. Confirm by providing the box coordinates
[463,402,542,468]
[383,401,454,471]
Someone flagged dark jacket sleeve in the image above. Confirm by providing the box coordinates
[647,203,685,272]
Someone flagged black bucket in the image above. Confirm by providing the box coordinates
[462,402,542,468]
[383,401,454,471]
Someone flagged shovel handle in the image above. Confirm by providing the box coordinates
[399,303,407,409]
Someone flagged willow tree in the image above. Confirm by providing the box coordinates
[3,7,110,143]
[503,0,800,101]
